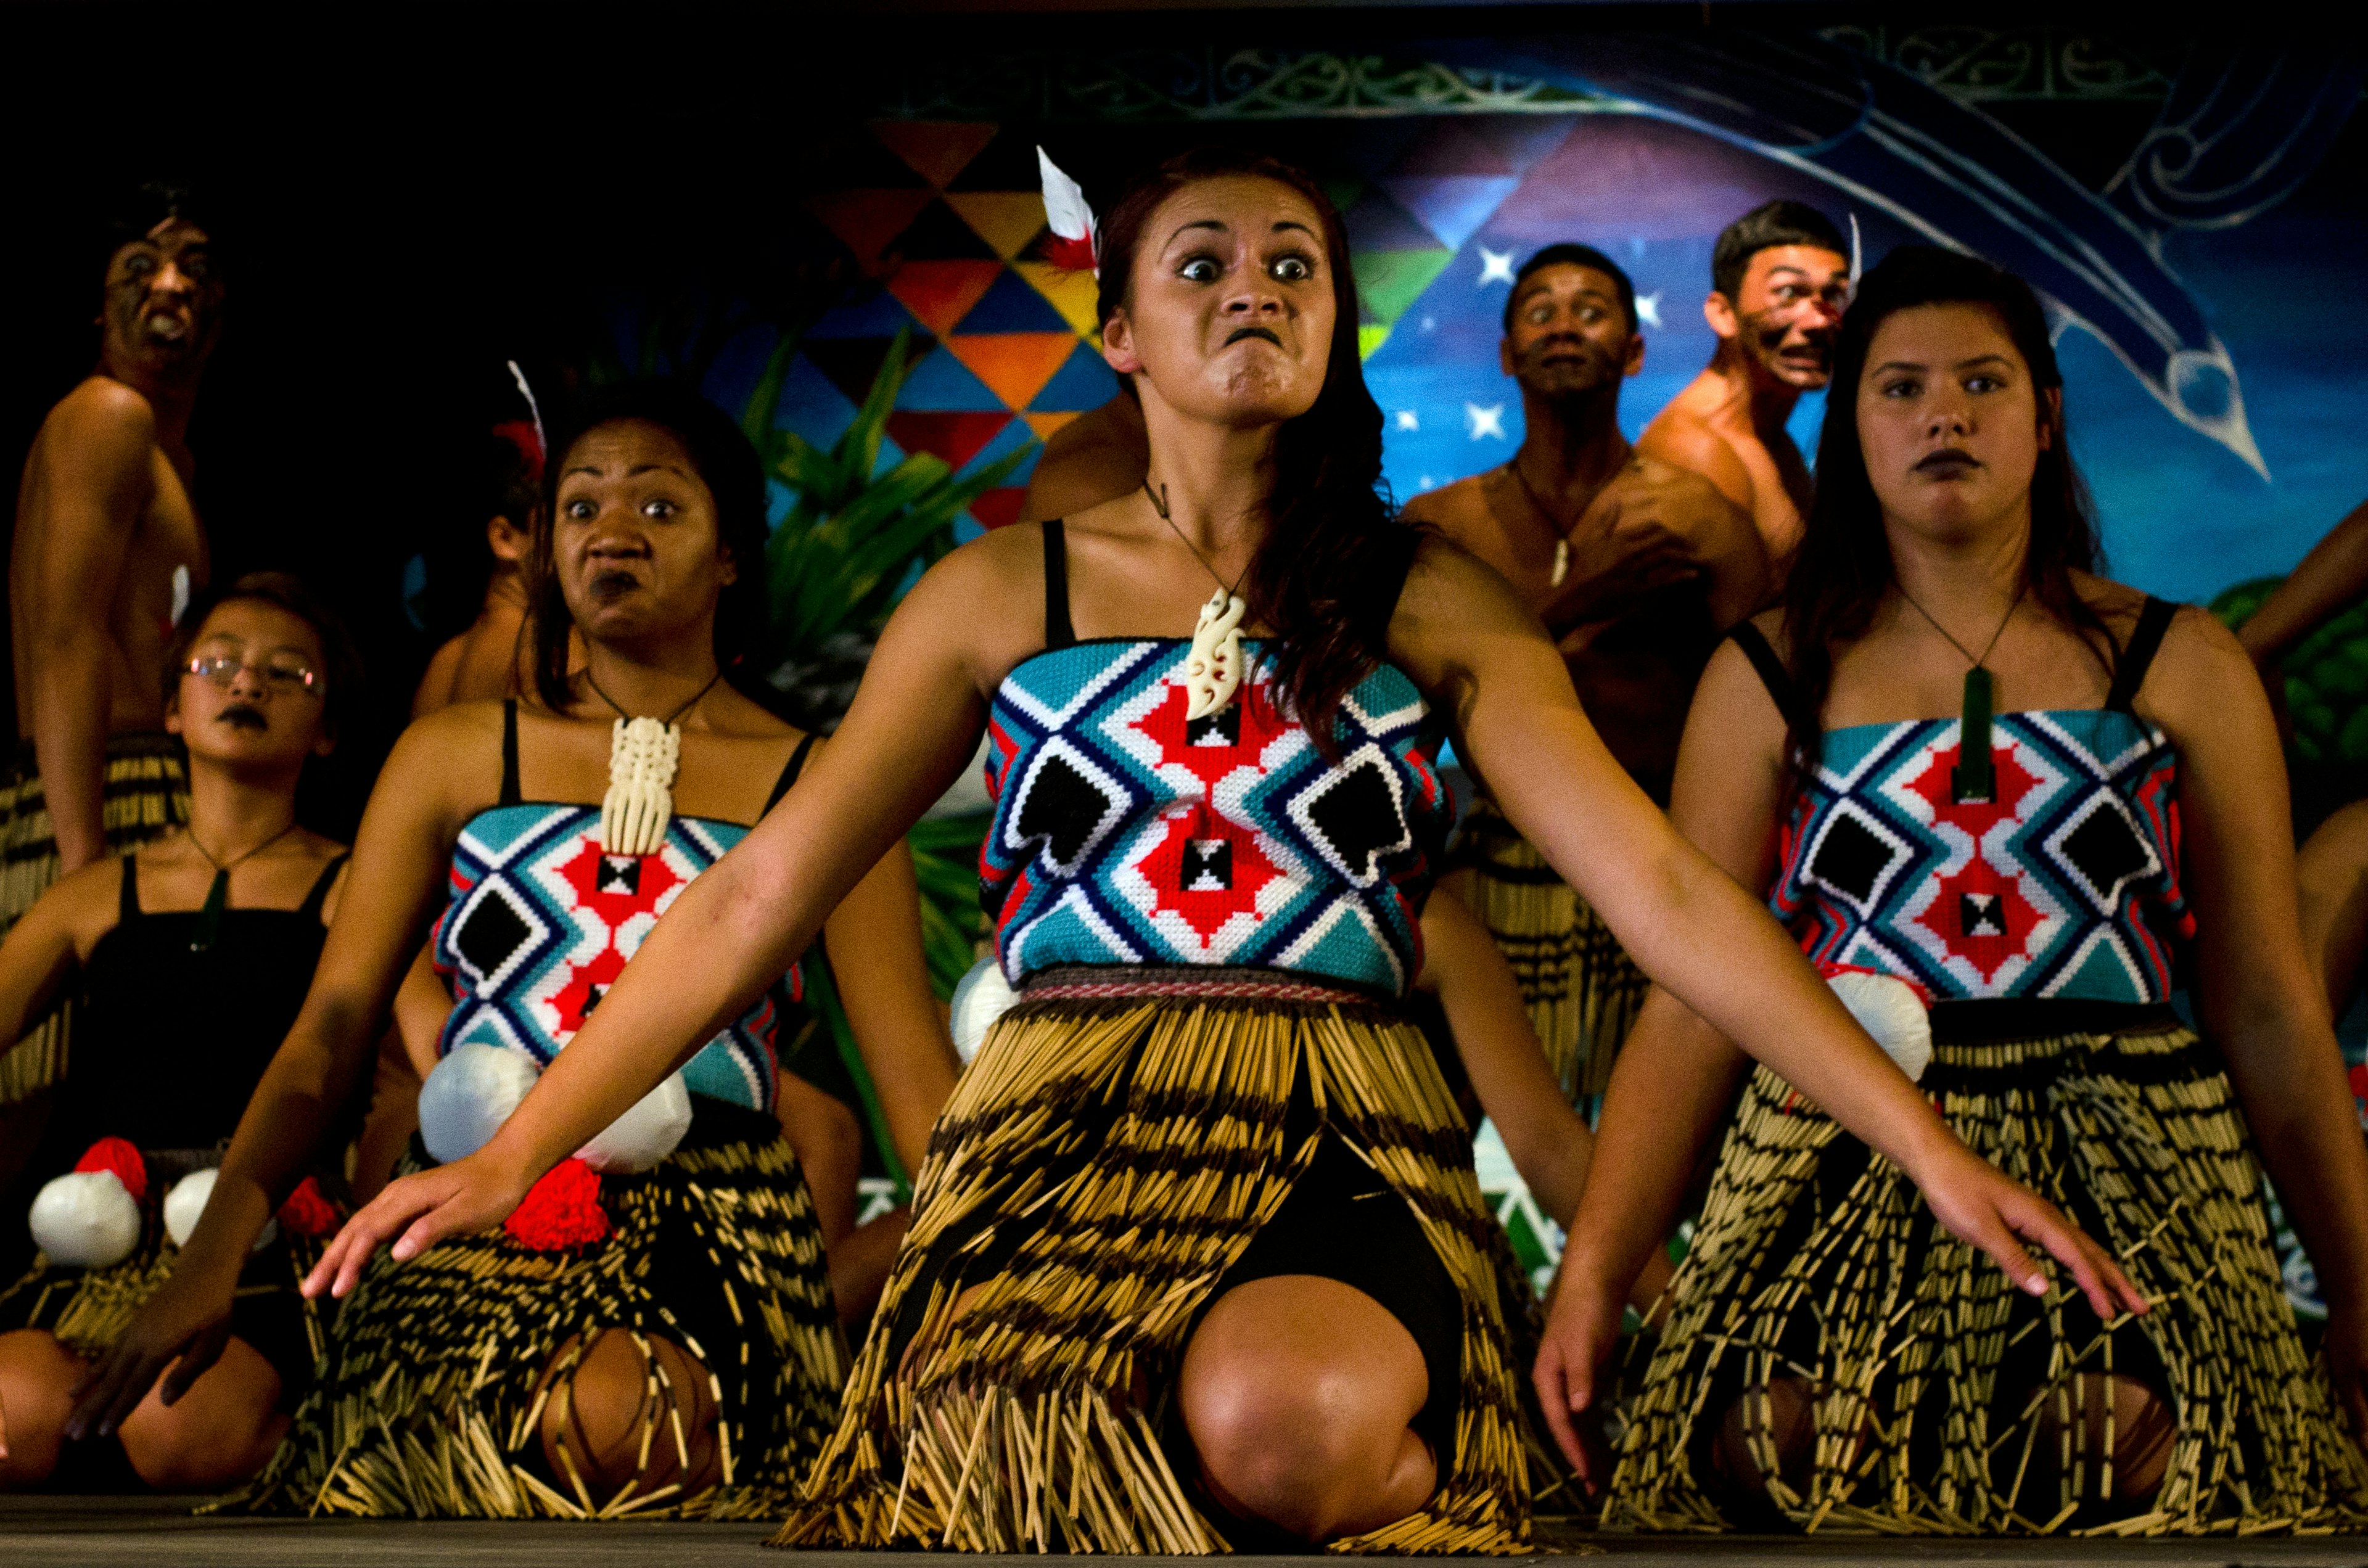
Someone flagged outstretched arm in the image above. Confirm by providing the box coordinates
[1395,549,2144,1469]
[308,541,1029,1295]
[65,708,479,1439]
[18,386,152,873]
[2237,497,2368,671]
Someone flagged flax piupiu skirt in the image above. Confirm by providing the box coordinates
[231,1096,842,1521]
[773,966,1533,1555]
[1606,1000,2368,1536]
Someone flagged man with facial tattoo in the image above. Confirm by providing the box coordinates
[1638,200,1852,567]
[1403,244,1767,1113]
[0,187,214,1101]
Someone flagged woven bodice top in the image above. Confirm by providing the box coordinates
[1736,599,2194,1004]
[429,703,811,1112]
[977,521,1455,996]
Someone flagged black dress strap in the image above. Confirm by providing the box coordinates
[764,733,821,815]
[499,699,522,806]
[1042,519,1077,651]
[2105,596,2178,713]
[1372,523,1424,638]
[118,852,141,922]
[1727,622,1813,734]
[297,854,350,922]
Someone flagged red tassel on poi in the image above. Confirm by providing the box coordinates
[73,1137,148,1203]
[503,1157,610,1250]
[276,1175,342,1239]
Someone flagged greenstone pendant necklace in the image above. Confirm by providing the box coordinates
[185,821,298,953]
[1899,584,2025,805]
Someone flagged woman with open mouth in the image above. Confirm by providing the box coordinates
[0,573,357,1493]
[61,382,957,1520]
[308,154,2141,1553]
[1553,246,2368,1534]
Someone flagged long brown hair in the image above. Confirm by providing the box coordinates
[1093,147,1408,755]
[1780,245,2115,784]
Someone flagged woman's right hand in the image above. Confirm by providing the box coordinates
[1532,1257,1624,1488]
[1910,1141,2150,1323]
[303,1146,537,1301]
[64,1261,237,1440]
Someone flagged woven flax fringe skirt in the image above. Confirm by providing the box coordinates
[0,735,189,1104]
[232,1099,843,1521]
[775,967,1532,1555]
[1457,803,1645,1109]
[1606,1003,2368,1537]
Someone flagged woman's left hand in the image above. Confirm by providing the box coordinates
[2321,1297,2368,1452]
[302,1148,536,1300]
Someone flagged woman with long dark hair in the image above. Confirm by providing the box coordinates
[64,382,959,1518]
[1542,246,2368,1533]
[310,160,2139,1552]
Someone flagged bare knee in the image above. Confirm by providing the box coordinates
[1181,1277,1434,1543]
[537,1329,720,1503]
[2019,1373,2174,1505]
[0,1329,85,1488]
[1712,1376,1822,1506]
[116,1336,286,1491]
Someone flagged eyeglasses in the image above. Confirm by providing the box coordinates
[184,653,321,697]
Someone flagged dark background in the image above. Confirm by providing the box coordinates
[0,3,2349,834]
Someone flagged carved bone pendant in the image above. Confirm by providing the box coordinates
[600,716,682,857]
[1183,587,1248,721]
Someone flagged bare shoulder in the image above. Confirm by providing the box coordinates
[1397,471,1494,533]
[24,377,157,494]
[39,850,133,930]
[1396,529,1529,636]
[913,518,1045,607]
[1637,406,1752,491]
[1018,397,1147,525]
[43,376,157,444]
[410,635,467,719]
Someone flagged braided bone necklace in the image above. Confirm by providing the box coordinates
[584,667,723,856]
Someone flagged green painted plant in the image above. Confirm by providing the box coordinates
[2214,577,2368,763]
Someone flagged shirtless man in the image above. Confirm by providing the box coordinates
[1402,244,1768,1111]
[411,419,543,717]
[0,190,217,1101]
[1637,200,1851,566]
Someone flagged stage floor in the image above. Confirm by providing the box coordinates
[6,1498,2368,1568]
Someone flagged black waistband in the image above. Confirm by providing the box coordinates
[1927,998,2182,1046]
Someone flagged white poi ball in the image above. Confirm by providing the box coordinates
[948,955,1019,1065]
[162,1168,275,1252]
[575,1071,693,1174]
[28,1170,141,1268]
[418,1041,542,1165]
[1827,969,1934,1083]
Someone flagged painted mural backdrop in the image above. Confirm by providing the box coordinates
[696,24,2362,1295]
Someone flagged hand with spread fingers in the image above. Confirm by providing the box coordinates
[303,1149,535,1302]
[63,1260,236,1443]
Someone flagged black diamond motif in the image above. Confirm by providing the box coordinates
[1960,893,2006,937]
[1305,757,1407,884]
[1014,750,1117,868]
[1185,839,1233,890]
[1807,813,1895,904]
[2058,803,2152,905]
[583,983,608,1015]
[598,856,642,895]
[1186,708,1241,748]
[454,890,531,979]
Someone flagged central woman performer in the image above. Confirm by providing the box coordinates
[316,150,2141,1553]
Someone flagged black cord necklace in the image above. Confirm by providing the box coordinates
[184,821,299,953]
[1898,584,2025,804]
[583,667,723,728]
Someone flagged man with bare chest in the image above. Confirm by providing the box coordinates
[0,190,215,1099]
[1404,245,1767,1110]
[1637,201,1850,568]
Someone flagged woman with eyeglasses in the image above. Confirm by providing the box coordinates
[0,573,358,1492]
[65,380,956,1521]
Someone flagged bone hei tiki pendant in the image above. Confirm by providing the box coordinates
[599,715,681,857]
[1184,587,1248,720]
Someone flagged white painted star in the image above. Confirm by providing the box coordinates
[1465,403,1506,441]
[1636,291,1663,329]
[1418,475,1436,491]
[1395,409,1420,432]
[1420,315,1436,332]
[1478,247,1516,286]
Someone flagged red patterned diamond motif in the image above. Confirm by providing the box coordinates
[1142,803,1280,944]
[1916,857,2042,985]
[1132,679,1293,788]
[1902,740,2041,839]
[557,840,684,927]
